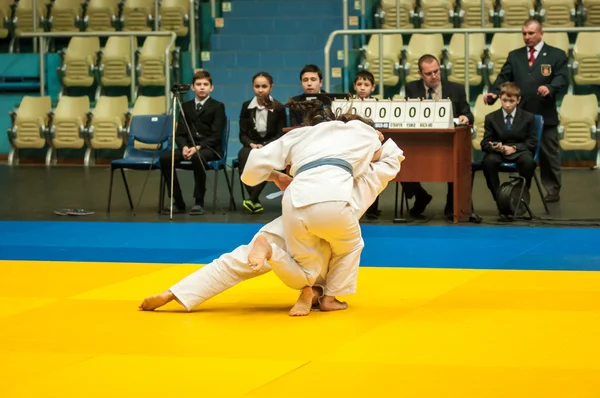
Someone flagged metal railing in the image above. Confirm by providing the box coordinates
[27,0,198,71]
[18,31,177,111]
[324,27,600,102]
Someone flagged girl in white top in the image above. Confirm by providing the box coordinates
[241,100,383,315]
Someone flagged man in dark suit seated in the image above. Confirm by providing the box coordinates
[289,64,326,127]
[160,70,226,215]
[485,19,568,203]
[403,54,474,220]
[481,82,538,208]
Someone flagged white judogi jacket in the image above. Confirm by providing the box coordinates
[241,120,382,208]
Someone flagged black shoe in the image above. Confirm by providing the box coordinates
[409,194,432,217]
[544,193,560,203]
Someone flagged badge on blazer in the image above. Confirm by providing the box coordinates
[541,64,552,76]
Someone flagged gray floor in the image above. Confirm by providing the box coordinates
[1,164,599,227]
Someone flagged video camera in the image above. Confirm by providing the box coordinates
[171,84,191,93]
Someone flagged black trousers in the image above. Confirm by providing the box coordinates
[402,182,454,213]
[238,146,267,203]
[159,147,218,206]
[481,151,536,201]
[539,124,561,196]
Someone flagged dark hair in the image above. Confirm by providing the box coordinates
[417,54,440,72]
[299,64,323,81]
[499,82,521,98]
[193,70,212,85]
[284,98,375,128]
[523,18,543,31]
[252,71,273,85]
[354,70,375,85]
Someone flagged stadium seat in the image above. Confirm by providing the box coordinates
[159,0,190,37]
[11,0,48,37]
[539,0,576,27]
[498,0,536,27]
[363,34,403,86]
[131,95,167,149]
[0,0,11,39]
[582,0,600,26]
[572,32,600,85]
[48,0,83,32]
[99,36,136,89]
[459,0,494,27]
[58,37,100,90]
[85,95,129,165]
[403,33,444,83]
[6,96,52,165]
[137,36,174,87]
[471,93,502,150]
[121,0,155,31]
[558,94,598,151]
[445,33,485,86]
[48,96,91,163]
[419,0,455,29]
[85,0,121,32]
[487,33,524,84]
[542,32,570,55]
[378,0,417,28]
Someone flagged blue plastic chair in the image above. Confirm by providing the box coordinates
[471,114,550,214]
[107,114,173,213]
[160,118,236,214]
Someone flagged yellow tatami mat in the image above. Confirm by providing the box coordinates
[1,260,599,397]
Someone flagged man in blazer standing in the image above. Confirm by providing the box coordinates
[160,70,226,215]
[481,82,537,205]
[485,19,568,203]
[403,54,474,220]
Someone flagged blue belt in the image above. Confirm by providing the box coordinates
[295,158,354,177]
[266,158,353,200]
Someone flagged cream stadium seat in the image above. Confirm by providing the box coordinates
[121,0,154,31]
[0,0,11,38]
[572,32,600,85]
[85,0,121,32]
[99,36,136,88]
[403,33,444,83]
[49,96,91,164]
[459,0,495,27]
[85,95,129,165]
[539,0,576,27]
[419,0,455,29]
[472,94,502,150]
[583,0,600,26]
[542,32,570,55]
[445,33,485,86]
[363,34,403,86]
[160,0,190,37]
[6,96,52,165]
[131,95,167,149]
[558,94,598,151]
[498,0,536,27]
[378,0,417,28]
[137,36,174,87]
[59,37,100,90]
[48,0,83,32]
[12,0,48,34]
[487,33,524,83]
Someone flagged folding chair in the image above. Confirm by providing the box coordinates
[107,114,172,213]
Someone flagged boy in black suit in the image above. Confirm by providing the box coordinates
[485,19,568,203]
[160,70,226,215]
[402,54,474,220]
[289,64,325,127]
[481,82,537,205]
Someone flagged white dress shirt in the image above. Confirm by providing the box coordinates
[247,96,272,136]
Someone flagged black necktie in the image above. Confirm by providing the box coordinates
[196,102,202,113]
[505,114,512,132]
[427,88,434,100]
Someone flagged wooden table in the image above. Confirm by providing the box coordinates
[282,126,473,223]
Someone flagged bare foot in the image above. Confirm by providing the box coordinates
[247,235,272,272]
[319,295,348,311]
[139,290,175,311]
[289,286,314,316]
